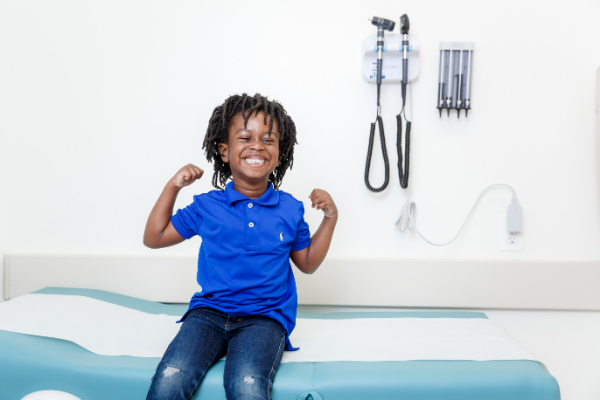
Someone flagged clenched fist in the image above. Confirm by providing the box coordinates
[309,189,337,219]
[170,164,204,188]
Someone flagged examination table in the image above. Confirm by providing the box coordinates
[0,287,560,400]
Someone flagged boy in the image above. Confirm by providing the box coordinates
[143,93,337,400]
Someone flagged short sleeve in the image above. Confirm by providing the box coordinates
[291,203,311,251]
[170,196,203,240]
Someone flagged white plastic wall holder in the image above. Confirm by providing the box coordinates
[361,34,420,84]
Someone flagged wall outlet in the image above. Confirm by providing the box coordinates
[500,214,523,251]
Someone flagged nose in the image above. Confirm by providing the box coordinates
[249,137,264,151]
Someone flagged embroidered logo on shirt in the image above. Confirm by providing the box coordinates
[280,232,283,241]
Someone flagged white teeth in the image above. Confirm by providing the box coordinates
[245,158,266,165]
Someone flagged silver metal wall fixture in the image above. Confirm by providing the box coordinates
[437,42,474,118]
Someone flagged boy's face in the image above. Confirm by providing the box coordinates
[219,111,281,186]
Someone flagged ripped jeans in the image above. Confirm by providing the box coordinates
[146,307,287,400]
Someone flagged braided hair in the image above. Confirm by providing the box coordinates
[202,93,298,190]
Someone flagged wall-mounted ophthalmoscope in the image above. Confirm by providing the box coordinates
[400,15,410,106]
[397,14,411,189]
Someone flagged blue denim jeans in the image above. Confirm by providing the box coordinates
[146,307,287,400]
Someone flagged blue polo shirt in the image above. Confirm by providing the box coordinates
[170,181,311,351]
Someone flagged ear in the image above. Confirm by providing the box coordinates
[277,155,283,167]
[218,142,229,163]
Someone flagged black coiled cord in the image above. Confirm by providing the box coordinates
[365,80,412,192]
[364,115,390,192]
[396,112,410,188]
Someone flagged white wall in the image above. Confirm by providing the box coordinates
[1,0,600,261]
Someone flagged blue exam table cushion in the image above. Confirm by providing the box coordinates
[0,287,560,400]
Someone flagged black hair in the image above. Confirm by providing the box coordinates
[202,93,297,190]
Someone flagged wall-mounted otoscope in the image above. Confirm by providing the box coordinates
[364,16,395,193]
[371,16,395,111]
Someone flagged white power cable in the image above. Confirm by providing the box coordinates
[395,184,518,246]
[397,83,518,246]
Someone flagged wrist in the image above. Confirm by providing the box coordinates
[324,212,338,222]
[167,180,183,191]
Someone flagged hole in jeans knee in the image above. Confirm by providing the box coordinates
[162,366,180,378]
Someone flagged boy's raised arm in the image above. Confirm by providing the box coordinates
[290,189,338,274]
[143,164,203,249]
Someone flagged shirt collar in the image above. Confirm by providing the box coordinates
[224,181,280,206]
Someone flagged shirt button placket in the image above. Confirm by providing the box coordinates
[246,201,259,249]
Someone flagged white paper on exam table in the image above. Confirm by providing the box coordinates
[0,294,538,362]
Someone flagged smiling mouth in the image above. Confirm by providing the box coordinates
[243,157,267,166]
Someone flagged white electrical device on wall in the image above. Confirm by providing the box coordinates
[361,34,420,83]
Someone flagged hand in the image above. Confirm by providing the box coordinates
[171,164,204,188]
[309,189,337,219]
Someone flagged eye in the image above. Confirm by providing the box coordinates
[240,136,251,141]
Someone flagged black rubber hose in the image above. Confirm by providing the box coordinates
[396,114,410,189]
[364,116,390,193]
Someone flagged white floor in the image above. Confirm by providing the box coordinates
[298,305,600,400]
